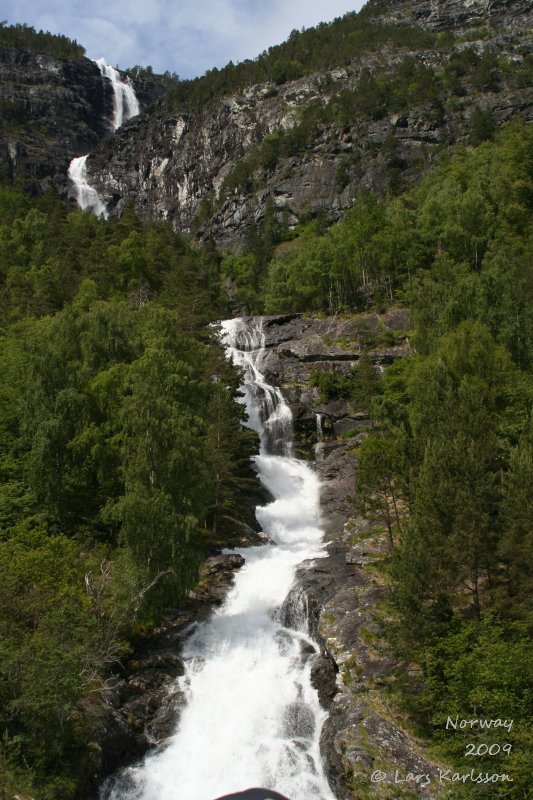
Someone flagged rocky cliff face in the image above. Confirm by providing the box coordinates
[0,49,110,188]
[0,48,164,190]
[81,0,532,248]
[257,310,410,443]
[369,0,532,30]
[2,1,531,244]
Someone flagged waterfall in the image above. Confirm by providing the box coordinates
[316,413,324,441]
[96,58,140,131]
[68,58,139,215]
[101,317,337,800]
[67,155,108,217]
[226,318,293,457]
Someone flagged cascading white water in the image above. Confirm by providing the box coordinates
[68,155,108,217]
[230,319,293,457]
[101,317,337,800]
[96,57,140,131]
[68,58,140,215]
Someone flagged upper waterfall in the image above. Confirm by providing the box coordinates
[96,58,140,131]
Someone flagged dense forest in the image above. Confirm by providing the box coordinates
[0,189,259,798]
[361,124,532,797]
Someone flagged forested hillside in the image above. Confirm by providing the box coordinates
[361,123,532,797]
[1,117,530,800]
[160,8,444,112]
[0,188,258,798]
[0,22,85,61]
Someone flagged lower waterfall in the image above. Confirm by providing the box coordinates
[101,317,337,800]
[68,155,108,217]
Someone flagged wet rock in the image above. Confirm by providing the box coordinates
[146,687,185,742]
[299,640,318,664]
[310,654,338,706]
[194,553,246,605]
[283,701,315,739]
[278,585,310,631]
[316,442,362,540]
[199,553,246,576]
[248,311,412,466]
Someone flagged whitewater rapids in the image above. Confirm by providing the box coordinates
[102,317,336,800]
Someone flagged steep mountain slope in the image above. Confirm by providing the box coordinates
[81,0,532,247]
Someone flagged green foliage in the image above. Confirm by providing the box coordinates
[381,321,531,629]
[471,49,501,92]
[311,370,348,403]
[204,364,259,539]
[264,190,419,314]
[358,326,532,797]
[220,252,261,312]
[0,189,225,327]
[0,532,103,795]
[0,182,259,797]
[407,121,533,367]
[1,731,37,800]
[0,21,85,60]
[0,99,26,133]
[356,434,404,547]
[126,64,179,88]
[331,58,442,124]
[310,354,379,409]
[498,431,533,599]
[419,616,533,797]
[469,105,496,145]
